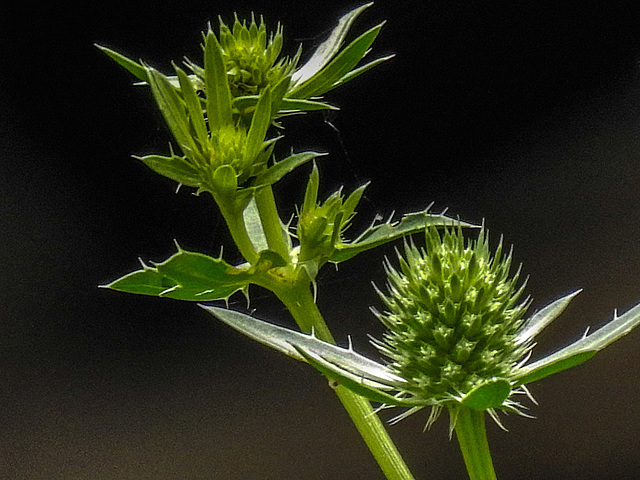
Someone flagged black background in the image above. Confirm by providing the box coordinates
[3,1,640,479]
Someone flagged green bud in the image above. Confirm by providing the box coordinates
[218,14,296,97]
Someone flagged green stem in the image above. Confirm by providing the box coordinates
[453,407,497,480]
[254,186,291,260]
[215,194,259,264]
[275,281,417,480]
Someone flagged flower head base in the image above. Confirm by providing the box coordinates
[373,227,531,417]
[217,14,297,97]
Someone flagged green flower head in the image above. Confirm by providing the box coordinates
[372,226,532,424]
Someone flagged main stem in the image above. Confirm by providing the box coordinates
[276,282,417,480]
[453,407,497,480]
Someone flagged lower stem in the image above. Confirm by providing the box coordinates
[275,281,417,480]
[453,407,497,480]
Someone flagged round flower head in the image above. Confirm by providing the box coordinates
[372,226,532,426]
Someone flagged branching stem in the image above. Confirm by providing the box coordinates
[275,280,417,480]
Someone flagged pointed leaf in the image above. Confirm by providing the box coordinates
[146,67,200,156]
[96,45,148,82]
[291,3,373,87]
[205,30,233,128]
[134,153,202,187]
[289,23,384,99]
[331,209,479,263]
[245,88,272,162]
[294,345,422,407]
[329,54,395,90]
[515,290,582,346]
[254,151,327,187]
[514,300,640,386]
[201,305,406,387]
[105,249,252,301]
[233,95,339,114]
[175,66,209,149]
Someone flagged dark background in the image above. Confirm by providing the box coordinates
[2,1,640,479]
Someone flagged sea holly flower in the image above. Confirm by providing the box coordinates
[202,226,640,430]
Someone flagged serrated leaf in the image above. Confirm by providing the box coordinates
[331,209,479,263]
[134,153,202,187]
[514,299,640,386]
[105,249,252,301]
[291,3,373,87]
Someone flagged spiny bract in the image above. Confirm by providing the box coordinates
[372,227,531,414]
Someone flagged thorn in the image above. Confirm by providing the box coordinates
[159,285,179,296]
[487,409,509,432]
[137,257,150,269]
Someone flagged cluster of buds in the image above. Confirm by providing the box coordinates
[296,164,367,265]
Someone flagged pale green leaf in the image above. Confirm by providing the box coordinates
[514,300,640,386]
[291,3,373,87]
[289,23,384,99]
[331,209,479,263]
[515,290,582,346]
[201,305,406,387]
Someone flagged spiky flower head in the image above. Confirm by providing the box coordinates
[372,227,531,421]
[217,14,297,97]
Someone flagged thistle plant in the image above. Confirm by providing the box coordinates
[100,4,640,480]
